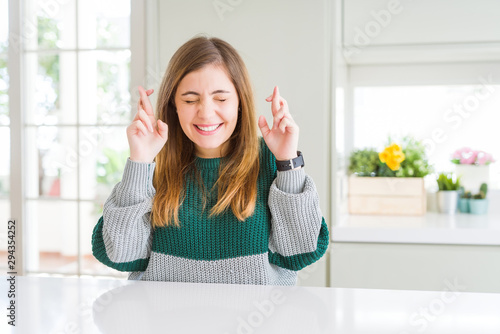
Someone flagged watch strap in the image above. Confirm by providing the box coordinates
[276,151,304,171]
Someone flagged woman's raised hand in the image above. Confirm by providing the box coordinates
[126,86,169,163]
[258,86,299,162]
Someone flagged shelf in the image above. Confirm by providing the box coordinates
[331,212,500,246]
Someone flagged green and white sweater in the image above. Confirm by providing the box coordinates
[92,138,329,285]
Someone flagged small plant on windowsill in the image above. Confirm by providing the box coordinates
[458,186,472,213]
[451,148,495,165]
[348,148,379,177]
[451,147,495,195]
[436,172,461,214]
[348,136,433,178]
[470,183,489,215]
[347,136,432,216]
[382,136,433,178]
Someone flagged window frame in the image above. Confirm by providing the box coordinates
[7,0,146,277]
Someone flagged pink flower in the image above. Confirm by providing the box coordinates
[451,147,471,160]
[451,147,495,165]
[477,151,488,165]
[460,150,478,164]
[477,152,495,165]
[451,151,462,160]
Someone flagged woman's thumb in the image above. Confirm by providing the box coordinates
[258,115,270,137]
[157,119,168,140]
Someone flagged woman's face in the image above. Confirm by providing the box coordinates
[174,64,239,158]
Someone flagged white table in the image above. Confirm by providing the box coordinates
[1,275,499,333]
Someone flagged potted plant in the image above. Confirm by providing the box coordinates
[451,147,495,194]
[469,183,489,215]
[348,136,433,216]
[457,186,472,213]
[436,172,461,214]
[348,148,379,177]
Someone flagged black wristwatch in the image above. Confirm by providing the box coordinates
[276,151,304,171]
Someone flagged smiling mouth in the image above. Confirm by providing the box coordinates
[195,123,223,132]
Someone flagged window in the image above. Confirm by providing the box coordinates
[4,0,136,278]
[352,84,500,190]
[0,0,10,273]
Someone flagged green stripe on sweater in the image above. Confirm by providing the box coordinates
[268,218,329,271]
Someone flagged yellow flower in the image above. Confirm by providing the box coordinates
[379,143,405,171]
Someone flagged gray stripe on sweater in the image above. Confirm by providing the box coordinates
[268,169,323,257]
[137,251,298,285]
[102,158,155,263]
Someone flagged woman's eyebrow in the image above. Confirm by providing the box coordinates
[212,89,231,95]
[181,90,230,96]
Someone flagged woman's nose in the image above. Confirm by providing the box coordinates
[197,99,216,118]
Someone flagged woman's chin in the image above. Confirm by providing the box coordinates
[194,141,229,158]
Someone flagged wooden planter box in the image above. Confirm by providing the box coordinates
[348,176,426,215]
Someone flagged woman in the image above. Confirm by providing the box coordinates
[92,35,329,285]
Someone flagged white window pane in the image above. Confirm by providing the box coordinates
[0,199,10,273]
[0,127,9,196]
[0,129,8,270]
[78,0,130,49]
[0,0,7,53]
[353,85,500,189]
[23,0,76,50]
[80,201,127,278]
[26,126,78,199]
[79,126,128,201]
[26,200,78,274]
[25,52,77,125]
[79,50,131,124]
[20,0,132,278]
[0,0,8,274]
[0,55,8,125]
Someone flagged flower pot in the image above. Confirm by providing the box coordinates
[348,176,426,215]
[454,165,490,194]
[458,198,470,213]
[469,199,489,215]
[437,190,459,214]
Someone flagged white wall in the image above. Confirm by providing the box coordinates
[344,0,500,46]
[144,0,336,287]
[342,0,500,64]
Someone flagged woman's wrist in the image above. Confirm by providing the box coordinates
[275,153,298,161]
[275,151,304,171]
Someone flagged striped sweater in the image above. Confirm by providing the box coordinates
[91,138,329,285]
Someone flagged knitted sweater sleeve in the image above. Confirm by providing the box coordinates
[265,151,330,271]
[91,158,155,272]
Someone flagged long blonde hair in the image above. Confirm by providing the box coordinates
[150,35,260,229]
